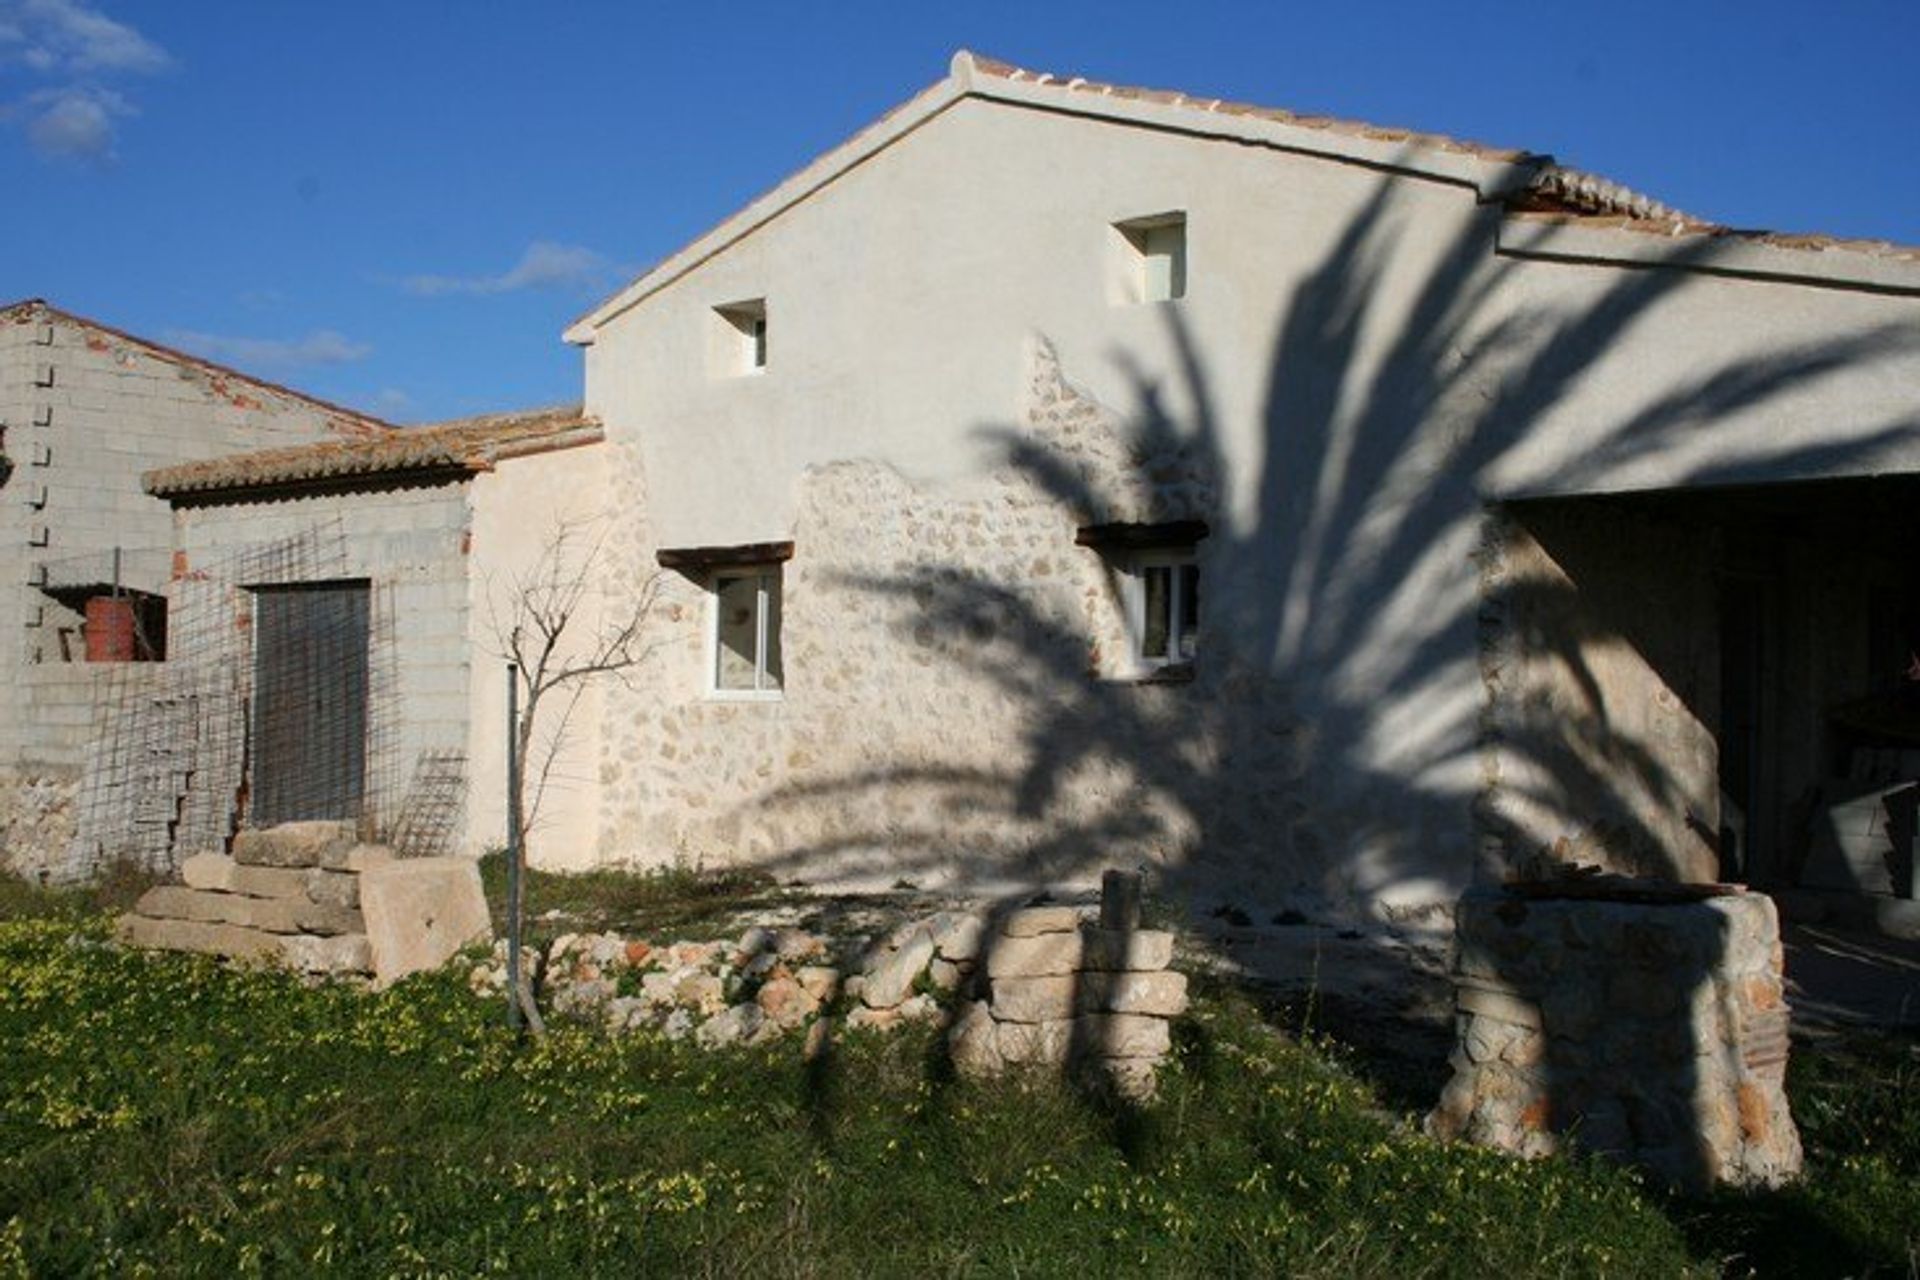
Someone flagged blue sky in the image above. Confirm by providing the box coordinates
[4,1,1916,424]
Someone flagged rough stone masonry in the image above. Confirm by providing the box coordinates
[1427,877,1801,1192]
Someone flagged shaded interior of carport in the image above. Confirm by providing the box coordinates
[1497,473,1919,905]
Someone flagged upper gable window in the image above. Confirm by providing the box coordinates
[712,299,768,376]
[1112,213,1187,304]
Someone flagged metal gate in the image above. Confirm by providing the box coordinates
[250,581,370,826]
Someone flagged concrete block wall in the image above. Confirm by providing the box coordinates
[0,303,378,673]
[173,482,473,845]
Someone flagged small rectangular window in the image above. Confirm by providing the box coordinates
[1075,521,1207,680]
[1129,551,1198,669]
[1113,213,1187,304]
[711,566,782,695]
[712,299,768,376]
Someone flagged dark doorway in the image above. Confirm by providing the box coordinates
[250,581,370,826]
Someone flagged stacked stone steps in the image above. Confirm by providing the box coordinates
[948,873,1189,1098]
[116,821,390,976]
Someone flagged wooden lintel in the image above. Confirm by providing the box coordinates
[655,540,796,573]
[1073,520,1209,551]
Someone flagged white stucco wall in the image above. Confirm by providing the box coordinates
[570,89,1919,916]
[465,441,612,868]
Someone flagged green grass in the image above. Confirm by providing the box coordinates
[476,850,791,941]
[0,869,1914,1277]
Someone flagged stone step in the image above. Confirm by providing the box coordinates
[117,913,372,975]
[181,853,363,908]
[232,821,358,869]
[117,913,282,962]
[134,885,363,937]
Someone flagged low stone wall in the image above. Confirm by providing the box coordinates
[486,873,1189,1095]
[1427,880,1801,1192]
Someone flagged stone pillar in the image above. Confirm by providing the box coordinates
[1427,881,1801,1191]
[949,878,1187,1098]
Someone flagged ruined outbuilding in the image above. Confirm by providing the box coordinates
[0,300,390,880]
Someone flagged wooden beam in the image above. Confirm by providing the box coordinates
[655,540,796,572]
[1073,520,1209,551]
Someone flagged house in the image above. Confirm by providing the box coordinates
[555,52,1920,925]
[0,300,390,880]
[40,51,1920,933]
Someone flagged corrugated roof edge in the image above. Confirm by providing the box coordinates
[2,298,395,436]
[143,404,601,500]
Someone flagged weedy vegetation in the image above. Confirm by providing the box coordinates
[0,869,1913,1277]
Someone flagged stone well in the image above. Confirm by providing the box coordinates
[1427,877,1801,1192]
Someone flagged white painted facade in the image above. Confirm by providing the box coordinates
[558,54,1920,919]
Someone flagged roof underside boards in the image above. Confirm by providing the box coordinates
[143,405,601,503]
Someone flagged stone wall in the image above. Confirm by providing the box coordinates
[594,337,1336,910]
[1428,881,1800,1192]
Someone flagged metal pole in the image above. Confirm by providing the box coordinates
[505,662,523,1031]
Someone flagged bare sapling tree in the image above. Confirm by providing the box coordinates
[486,513,662,1034]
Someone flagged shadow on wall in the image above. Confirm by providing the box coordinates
[737,169,1918,1178]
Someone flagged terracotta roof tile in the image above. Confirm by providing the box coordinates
[144,404,600,499]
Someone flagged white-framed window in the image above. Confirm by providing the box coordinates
[709,566,782,696]
[1112,212,1187,304]
[1124,549,1199,671]
[712,298,768,376]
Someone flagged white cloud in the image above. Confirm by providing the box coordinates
[1,0,166,163]
[0,0,168,74]
[403,241,619,297]
[162,328,373,372]
[22,83,125,161]
[373,387,415,415]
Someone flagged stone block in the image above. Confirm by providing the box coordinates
[232,821,356,868]
[358,857,491,988]
[1455,979,1543,1030]
[1077,970,1188,1017]
[280,932,373,975]
[1079,928,1173,972]
[306,870,361,909]
[116,913,280,962]
[985,931,1083,979]
[325,842,395,873]
[135,885,301,934]
[1001,906,1082,937]
[179,853,236,892]
[862,928,935,1007]
[991,975,1077,1023]
[1075,1013,1171,1059]
[232,864,315,901]
[926,912,985,961]
[947,999,1003,1076]
[996,1017,1074,1066]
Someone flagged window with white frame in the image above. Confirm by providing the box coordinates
[1126,549,1199,670]
[710,566,783,695]
[1077,520,1206,678]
